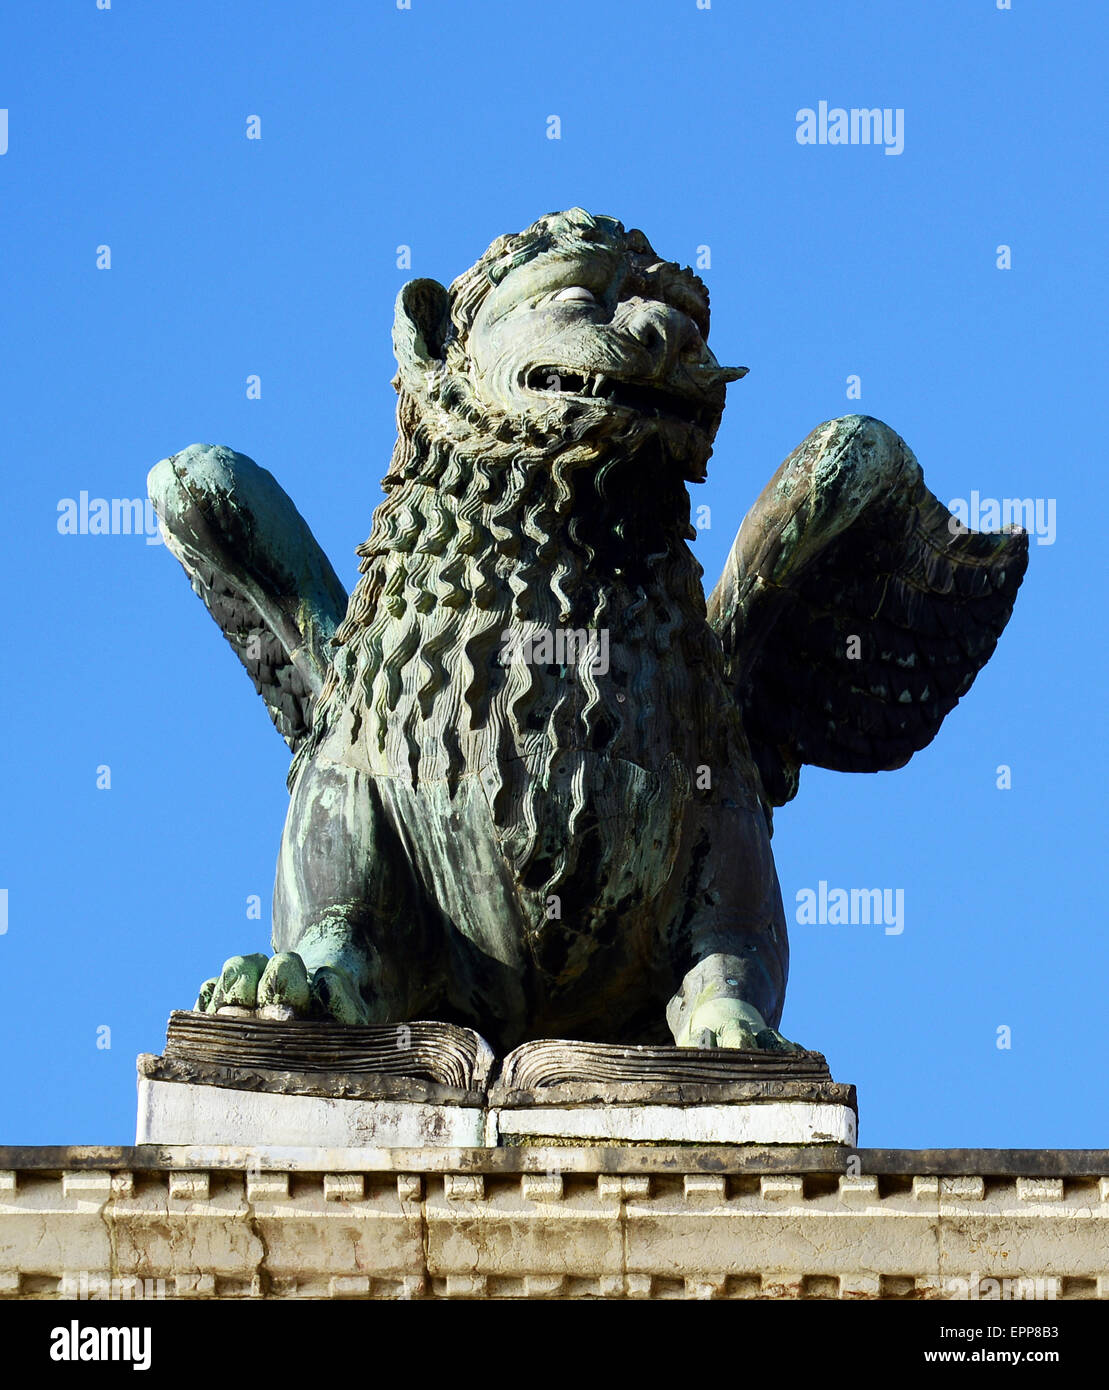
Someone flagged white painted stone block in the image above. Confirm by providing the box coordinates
[492,1100,855,1146]
[136,1076,485,1148]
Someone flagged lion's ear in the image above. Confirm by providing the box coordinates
[393,278,450,380]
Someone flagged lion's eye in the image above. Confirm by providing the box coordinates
[552,286,596,304]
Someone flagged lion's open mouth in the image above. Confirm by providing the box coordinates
[524,366,713,429]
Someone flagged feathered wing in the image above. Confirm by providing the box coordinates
[707,416,1029,808]
[148,444,350,752]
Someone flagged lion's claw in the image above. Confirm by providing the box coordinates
[197,950,369,1024]
[308,964,371,1024]
[672,987,803,1053]
[209,953,269,1011]
[258,952,311,1012]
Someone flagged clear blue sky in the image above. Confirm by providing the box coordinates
[0,1,1104,1148]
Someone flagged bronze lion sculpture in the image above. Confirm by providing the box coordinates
[149,208,1026,1054]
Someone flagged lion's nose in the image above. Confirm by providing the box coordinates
[617,298,700,375]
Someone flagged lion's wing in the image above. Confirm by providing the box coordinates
[707,417,1028,807]
[148,444,349,752]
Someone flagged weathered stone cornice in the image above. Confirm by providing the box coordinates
[2,1147,1107,1300]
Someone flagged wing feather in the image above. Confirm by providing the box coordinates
[149,444,350,752]
[707,416,1028,806]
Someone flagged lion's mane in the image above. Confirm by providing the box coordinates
[295,213,731,900]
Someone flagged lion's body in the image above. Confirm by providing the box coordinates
[275,419,786,1049]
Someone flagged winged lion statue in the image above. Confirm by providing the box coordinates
[149,208,1027,1054]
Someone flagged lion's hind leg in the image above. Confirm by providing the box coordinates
[664,801,802,1053]
[199,755,437,1025]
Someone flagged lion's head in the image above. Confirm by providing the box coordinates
[387,207,745,487]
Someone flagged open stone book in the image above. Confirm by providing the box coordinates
[140,1011,847,1105]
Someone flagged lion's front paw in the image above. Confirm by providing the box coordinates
[667,953,803,1052]
[195,951,371,1025]
[675,996,802,1052]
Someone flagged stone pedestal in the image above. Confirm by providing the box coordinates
[137,1069,487,1148]
[137,1012,491,1148]
[486,1039,855,1146]
[137,1014,856,1152]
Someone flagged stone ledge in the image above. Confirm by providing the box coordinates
[2,1147,1108,1300]
[4,1146,1109,1174]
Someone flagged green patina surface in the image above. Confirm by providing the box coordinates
[149,209,1028,1057]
